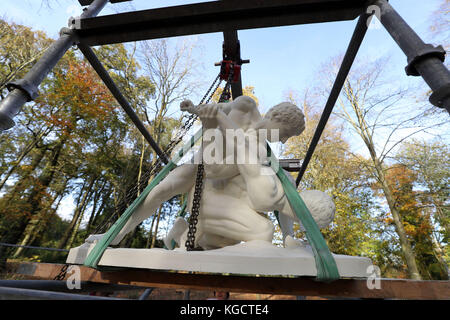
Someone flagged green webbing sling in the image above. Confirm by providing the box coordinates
[268,144,339,282]
[84,130,339,282]
[84,129,203,268]
[164,195,188,250]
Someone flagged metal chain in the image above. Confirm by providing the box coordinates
[93,74,223,235]
[53,264,69,281]
[185,163,204,251]
[184,70,234,251]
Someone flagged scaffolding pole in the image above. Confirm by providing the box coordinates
[374,0,450,113]
[0,286,127,300]
[0,0,109,131]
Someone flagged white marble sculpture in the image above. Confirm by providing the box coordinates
[86,96,334,249]
[71,96,373,277]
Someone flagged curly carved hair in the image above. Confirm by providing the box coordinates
[264,102,305,137]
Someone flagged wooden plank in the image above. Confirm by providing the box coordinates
[5,262,450,300]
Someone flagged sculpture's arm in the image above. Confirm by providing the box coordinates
[219,96,257,115]
[180,96,257,117]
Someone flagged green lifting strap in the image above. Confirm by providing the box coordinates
[164,195,188,250]
[84,129,203,268]
[267,144,339,282]
[177,195,189,218]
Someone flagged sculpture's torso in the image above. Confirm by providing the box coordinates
[201,104,263,179]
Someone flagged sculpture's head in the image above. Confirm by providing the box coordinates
[263,102,305,143]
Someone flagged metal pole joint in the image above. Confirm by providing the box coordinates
[0,0,108,131]
[405,44,446,76]
[59,27,80,45]
[374,0,450,112]
[6,79,39,101]
[429,84,450,109]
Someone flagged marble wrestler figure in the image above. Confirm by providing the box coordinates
[86,96,335,250]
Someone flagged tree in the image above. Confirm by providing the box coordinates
[322,55,447,279]
[429,0,449,52]
[283,90,379,260]
[124,38,201,247]
[394,139,449,275]
[9,54,119,254]
[0,19,52,97]
[0,20,53,190]
[211,85,259,105]
[373,165,448,279]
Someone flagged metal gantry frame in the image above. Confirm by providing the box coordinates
[0,0,449,299]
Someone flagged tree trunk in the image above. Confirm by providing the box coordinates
[85,181,106,231]
[1,145,47,202]
[374,160,422,280]
[151,205,163,248]
[87,188,112,234]
[146,212,158,248]
[429,192,449,238]
[28,192,65,248]
[58,177,95,249]
[351,99,423,281]
[65,202,87,250]
[0,129,48,191]
[431,234,449,279]
[9,140,64,246]
[12,186,65,257]
[137,136,146,196]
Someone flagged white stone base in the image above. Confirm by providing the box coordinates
[67,240,373,278]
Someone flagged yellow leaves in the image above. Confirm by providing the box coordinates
[20,165,33,172]
[22,255,41,263]
[34,56,118,133]
[211,85,259,105]
[403,222,416,236]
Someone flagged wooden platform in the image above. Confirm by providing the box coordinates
[4,262,450,300]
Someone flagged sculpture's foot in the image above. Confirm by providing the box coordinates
[163,217,188,250]
[284,235,308,249]
[85,233,123,246]
[85,233,105,244]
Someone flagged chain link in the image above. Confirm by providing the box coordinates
[185,163,204,251]
[184,70,234,251]
[53,264,69,281]
[93,74,223,236]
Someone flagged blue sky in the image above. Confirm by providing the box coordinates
[1,0,443,112]
[1,0,446,223]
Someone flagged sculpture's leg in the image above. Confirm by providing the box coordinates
[199,192,274,248]
[197,232,241,250]
[111,164,198,245]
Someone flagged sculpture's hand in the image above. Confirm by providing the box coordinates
[180,100,195,113]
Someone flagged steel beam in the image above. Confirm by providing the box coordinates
[222,30,244,99]
[74,0,367,46]
[78,43,169,164]
[0,242,69,252]
[79,0,131,5]
[296,12,369,186]
[0,280,144,293]
[374,0,450,112]
[0,286,127,300]
[138,288,153,300]
[0,0,109,131]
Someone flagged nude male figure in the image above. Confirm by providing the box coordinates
[86,96,334,249]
